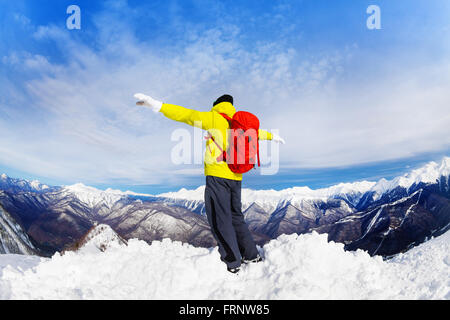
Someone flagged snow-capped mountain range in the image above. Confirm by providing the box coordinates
[0,174,51,193]
[0,157,449,257]
[158,157,450,210]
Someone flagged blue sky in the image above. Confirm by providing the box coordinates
[1,0,449,193]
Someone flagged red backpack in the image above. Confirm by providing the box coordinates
[208,111,261,174]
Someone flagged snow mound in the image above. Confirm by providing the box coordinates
[1,230,448,300]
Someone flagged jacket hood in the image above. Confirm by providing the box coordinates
[211,101,236,118]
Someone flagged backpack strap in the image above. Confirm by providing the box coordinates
[209,135,223,153]
[256,133,261,167]
[219,113,232,122]
[205,112,231,153]
[206,132,226,162]
[212,113,233,162]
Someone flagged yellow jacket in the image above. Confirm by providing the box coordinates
[160,101,273,181]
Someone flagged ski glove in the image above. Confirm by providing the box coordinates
[272,133,286,144]
[134,93,163,113]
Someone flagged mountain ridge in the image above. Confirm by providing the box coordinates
[156,157,450,208]
[0,157,449,257]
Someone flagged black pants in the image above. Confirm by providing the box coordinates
[204,175,259,269]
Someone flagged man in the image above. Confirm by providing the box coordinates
[134,93,285,273]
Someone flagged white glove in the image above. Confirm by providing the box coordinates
[272,133,285,144]
[134,93,163,113]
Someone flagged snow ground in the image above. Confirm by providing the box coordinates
[0,230,448,300]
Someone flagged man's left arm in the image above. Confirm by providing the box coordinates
[258,129,272,141]
[259,129,285,144]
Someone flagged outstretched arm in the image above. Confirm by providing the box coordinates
[258,129,272,141]
[135,93,285,142]
[134,93,214,130]
[160,103,214,130]
[259,129,285,144]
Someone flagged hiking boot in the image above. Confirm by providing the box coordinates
[242,255,263,264]
[227,266,240,274]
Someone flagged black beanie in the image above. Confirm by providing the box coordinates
[213,94,233,106]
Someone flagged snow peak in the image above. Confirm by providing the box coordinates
[179,304,214,318]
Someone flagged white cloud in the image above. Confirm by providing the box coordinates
[1,3,449,187]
